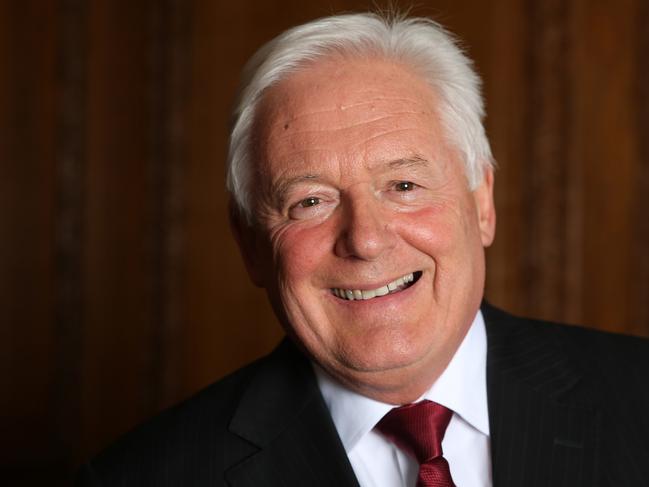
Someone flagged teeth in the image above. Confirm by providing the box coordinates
[375,285,389,297]
[361,289,376,299]
[332,272,416,301]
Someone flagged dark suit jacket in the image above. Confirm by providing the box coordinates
[76,304,649,486]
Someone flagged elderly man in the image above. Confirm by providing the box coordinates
[77,12,649,487]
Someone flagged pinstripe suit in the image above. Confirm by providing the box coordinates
[77,303,649,486]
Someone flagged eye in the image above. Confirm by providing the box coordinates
[394,181,416,191]
[299,196,320,207]
[288,194,335,220]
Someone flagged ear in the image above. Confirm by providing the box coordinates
[229,202,267,288]
[472,167,497,247]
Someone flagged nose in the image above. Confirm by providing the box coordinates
[334,192,397,260]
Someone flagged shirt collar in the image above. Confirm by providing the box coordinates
[423,310,490,436]
[314,310,489,453]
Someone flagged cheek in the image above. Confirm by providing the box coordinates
[424,191,481,236]
[395,206,459,253]
[271,223,334,285]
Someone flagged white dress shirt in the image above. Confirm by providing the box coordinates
[315,311,492,487]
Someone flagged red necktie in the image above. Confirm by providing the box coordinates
[376,400,456,487]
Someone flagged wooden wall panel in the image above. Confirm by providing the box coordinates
[631,0,649,334]
[483,0,529,316]
[52,0,87,480]
[1,1,648,485]
[571,0,637,331]
[80,0,165,458]
[0,1,60,483]
[522,0,575,319]
[145,0,190,417]
[483,0,649,336]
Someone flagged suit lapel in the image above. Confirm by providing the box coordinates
[483,304,601,487]
[225,340,360,487]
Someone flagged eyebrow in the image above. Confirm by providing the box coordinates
[386,154,431,170]
[273,173,320,208]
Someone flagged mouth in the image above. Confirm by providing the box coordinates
[331,271,423,301]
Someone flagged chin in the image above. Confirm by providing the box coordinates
[331,334,433,374]
[324,350,435,403]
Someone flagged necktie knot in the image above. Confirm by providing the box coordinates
[376,400,456,487]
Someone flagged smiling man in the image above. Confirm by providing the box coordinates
[77,12,649,487]
[241,54,495,408]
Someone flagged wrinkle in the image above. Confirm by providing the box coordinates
[349,128,421,147]
[339,96,426,110]
[271,112,425,141]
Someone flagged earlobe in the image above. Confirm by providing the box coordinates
[229,203,267,288]
[474,168,497,247]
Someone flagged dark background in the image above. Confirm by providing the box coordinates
[2,0,648,485]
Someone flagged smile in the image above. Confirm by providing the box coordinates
[331,271,422,301]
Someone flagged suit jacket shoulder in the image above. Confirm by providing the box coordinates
[483,303,649,487]
[76,340,359,487]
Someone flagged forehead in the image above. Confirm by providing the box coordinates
[258,56,440,129]
[252,56,451,178]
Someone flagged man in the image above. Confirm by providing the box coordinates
[77,12,649,487]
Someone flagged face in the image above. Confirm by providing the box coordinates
[234,57,496,404]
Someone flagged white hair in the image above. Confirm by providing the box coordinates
[227,12,494,221]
